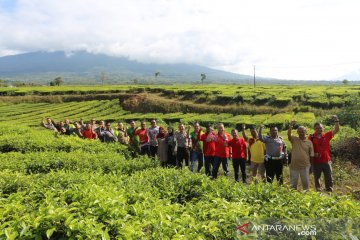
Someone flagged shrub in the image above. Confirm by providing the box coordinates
[332,137,360,166]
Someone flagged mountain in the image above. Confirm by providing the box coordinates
[339,69,360,81]
[0,51,260,84]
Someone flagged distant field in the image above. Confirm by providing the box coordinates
[0,99,316,129]
[1,85,358,110]
[1,84,358,129]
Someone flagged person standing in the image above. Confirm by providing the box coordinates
[115,122,128,145]
[157,127,168,167]
[309,116,340,192]
[56,121,67,135]
[174,123,191,169]
[81,123,98,139]
[228,129,248,183]
[99,122,118,142]
[288,121,314,190]
[200,124,216,177]
[73,121,84,138]
[188,122,204,173]
[64,119,75,135]
[135,121,150,156]
[127,120,140,154]
[95,120,106,142]
[148,119,160,157]
[259,125,287,184]
[212,123,231,179]
[242,125,266,182]
[41,117,57,132]
[90,118,98,131]
[165,126,177,167]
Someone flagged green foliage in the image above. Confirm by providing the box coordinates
[0,93,359,239]
[264,113,293,130]
[337,95,360,129]
[50,77,64,86]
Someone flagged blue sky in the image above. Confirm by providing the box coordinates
[0,0,360,80]
[0,0,16,11]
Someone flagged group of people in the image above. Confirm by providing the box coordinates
[41,115,341,192]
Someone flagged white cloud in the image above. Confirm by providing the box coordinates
[0,0,360,80]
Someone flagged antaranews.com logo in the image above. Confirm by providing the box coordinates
[236,222,316,236]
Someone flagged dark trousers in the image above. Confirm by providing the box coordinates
[150,145,158,158]
[140,145,150,157]
[167,146,176,167]
[314,162,333,192]
[204,156,214,176]
[265,159,283,184]
[176,147,190,169]
[233,158,247,183]
[190,151,204,172]
[212,157,229,179]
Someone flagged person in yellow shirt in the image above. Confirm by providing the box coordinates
[242,125,266,182]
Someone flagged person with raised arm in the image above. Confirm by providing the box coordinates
[41,117,58,132]
[135,121,150,156]
[99,122,118,143]
[187,122,204,173]
[127,120,140,153]
[288,121,314,191]
[308,116,340,192]
[212,123,231,179]
[81,123,98,139]
[200,123,216,176]
[259,125,287,184]
[242,125,266,182]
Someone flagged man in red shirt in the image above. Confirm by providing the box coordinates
[228,129,248,183]
[309,115,340,192]
[200,123,216,176]
[81,123,97,139]
[135,121,150,156]
[212,123,231,179]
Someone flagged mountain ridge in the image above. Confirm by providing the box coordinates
[0,51,258,84]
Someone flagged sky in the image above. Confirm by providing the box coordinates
[0,0,360,80]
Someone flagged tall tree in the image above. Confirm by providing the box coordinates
[155,72,160,81]
[200,73,206,84]
[53,77,63,86]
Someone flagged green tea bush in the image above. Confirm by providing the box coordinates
[1,169,359,239]
[264,113,293,130]
[0,124,128,154]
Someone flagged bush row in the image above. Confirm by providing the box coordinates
[1,169,359,239]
